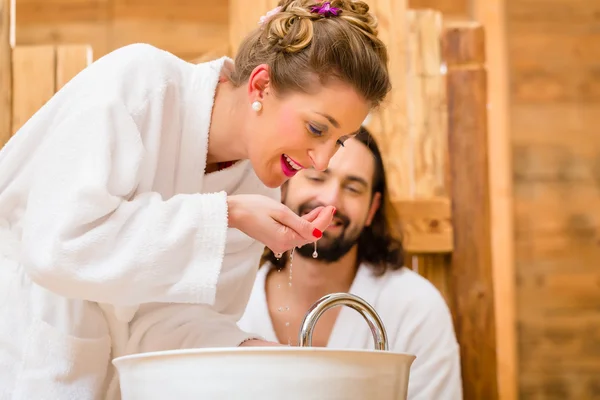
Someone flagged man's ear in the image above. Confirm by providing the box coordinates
[365,192,381,226]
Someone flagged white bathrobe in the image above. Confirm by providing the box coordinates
[238,263,464,400]
[0,44,278,399]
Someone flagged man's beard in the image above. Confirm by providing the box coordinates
[295,203,363,263]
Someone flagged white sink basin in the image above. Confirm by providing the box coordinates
[113,292,416,399]
[113,346,415,399]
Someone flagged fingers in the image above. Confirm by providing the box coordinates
[311,205,336,233]
[274,206,324,243]
[301,206,324,223]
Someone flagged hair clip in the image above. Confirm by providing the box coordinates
[258,6,282,26]
[310,2,341,17]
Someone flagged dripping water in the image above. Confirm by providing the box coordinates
[275,242,319,346]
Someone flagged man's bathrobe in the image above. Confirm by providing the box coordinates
[238,263,464,400]
[0,44,277,399]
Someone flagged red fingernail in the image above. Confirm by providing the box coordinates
[332,207,336,215]
[313,228,322,238]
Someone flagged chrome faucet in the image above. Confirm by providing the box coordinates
[298,292,389,351]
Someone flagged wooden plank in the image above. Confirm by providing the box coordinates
[518,269,600,312]
[55,45,92,91]
[508,0,600,31]
[409,0,469,17]
[228,0,278,56]
[508,31,600,69]
[110,20,230,61]
[511,103,600,143]
[443,21,499,399]
[394,198,453,253]
[518,312,600,370]
[407,253,453,306]
[190,46,231,64]
[518,311,600,398]
[407,10,449,198]
[111,0,229,58]
[472,0,517,397]
[15,0,110,59]
[11,46,56,134]
[0,0,13,149]
[511,63,600,103]
[514,183,600,237]
[111,0,228,22]
[515,233,600,274]
[15,22,110,60]
[364,0,410,201]
[16,0,110,24]
[520,372,600,400]
[512,142,600,184]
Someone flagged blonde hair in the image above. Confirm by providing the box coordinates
[230,0,391,107]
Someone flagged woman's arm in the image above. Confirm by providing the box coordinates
[20,99,229,307]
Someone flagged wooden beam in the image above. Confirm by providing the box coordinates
[443,21,499,399]
[471,0,517,397]
[11,45,56,135]
[0,0,14,149]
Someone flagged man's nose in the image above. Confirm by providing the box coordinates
[316,182,342,208]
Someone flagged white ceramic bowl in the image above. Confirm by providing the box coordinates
[113,346,416,399]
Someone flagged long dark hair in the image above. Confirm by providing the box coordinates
[261,126,405,276]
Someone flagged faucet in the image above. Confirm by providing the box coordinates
[298,292,389,351]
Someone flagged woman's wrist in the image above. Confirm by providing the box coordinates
[226,195,241,229]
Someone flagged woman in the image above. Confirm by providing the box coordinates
[0,0,390,398]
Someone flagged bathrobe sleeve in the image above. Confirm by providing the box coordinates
[399,295,464,400]
[20,99,228,307]
[128,303,263,353]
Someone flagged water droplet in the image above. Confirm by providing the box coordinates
[312,241,318,258]
[285,322,290,327]
[288,282,292,287]
[277,284,281,289]
[277,307,284,312]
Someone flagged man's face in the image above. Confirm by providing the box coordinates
[283,138,381,262]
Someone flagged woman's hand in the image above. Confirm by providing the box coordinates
[227,194,335,255]
[239,339,283,347]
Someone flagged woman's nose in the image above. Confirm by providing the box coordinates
[309,146,336,171]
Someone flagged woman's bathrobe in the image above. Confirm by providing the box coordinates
[0,44,276,399]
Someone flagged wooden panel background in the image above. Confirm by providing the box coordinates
[15,0,471,60]
[15,0,231,60]
[507,0,600,397]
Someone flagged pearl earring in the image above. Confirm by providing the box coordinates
[251,101,263,112]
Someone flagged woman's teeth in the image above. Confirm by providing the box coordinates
[284,154,302,171]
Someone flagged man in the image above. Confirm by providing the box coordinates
[238,127,463,399]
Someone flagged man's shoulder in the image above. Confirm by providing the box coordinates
[366,265,451,316]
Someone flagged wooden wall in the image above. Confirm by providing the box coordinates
[15,0,230,60]
[507,0,600,398]
[15,0,472,61]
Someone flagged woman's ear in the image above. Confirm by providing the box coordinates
[247,64,271,101]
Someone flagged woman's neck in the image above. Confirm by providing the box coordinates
[206,67,248,165]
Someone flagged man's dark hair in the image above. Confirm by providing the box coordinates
[261,125,405,276]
